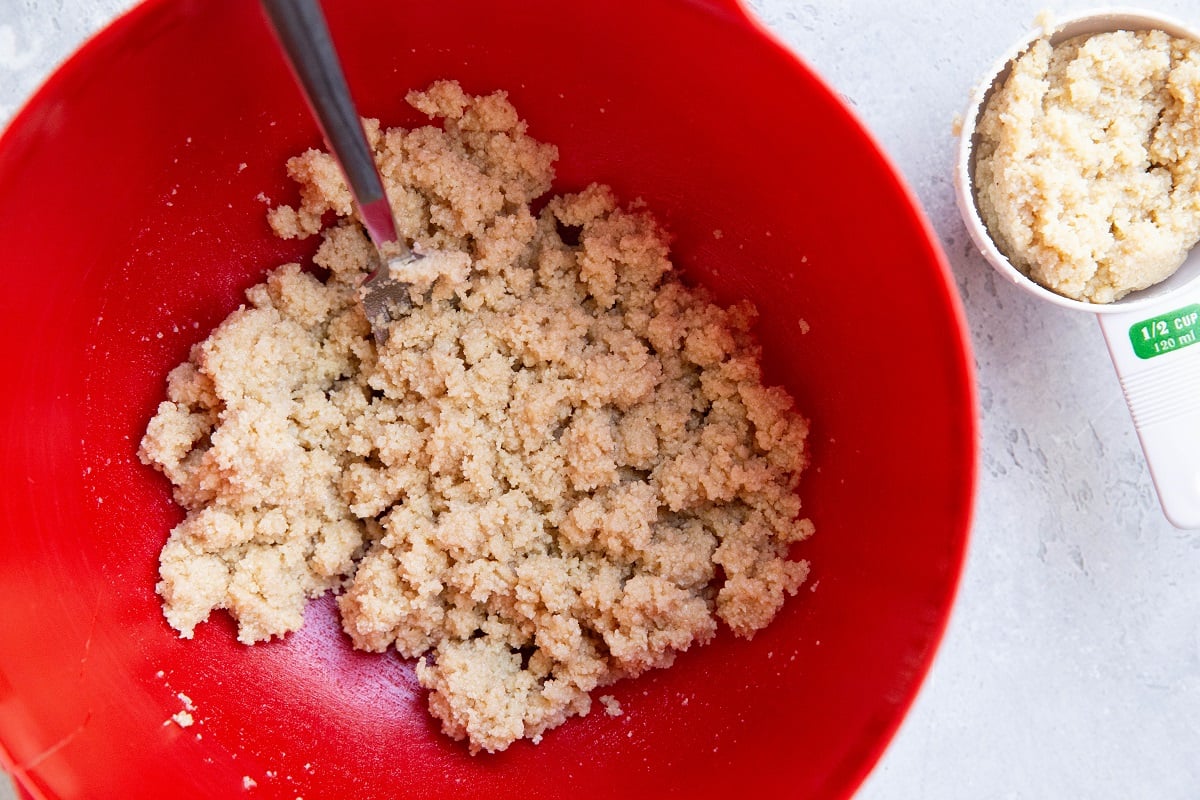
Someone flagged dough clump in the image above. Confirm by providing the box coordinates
[140,81,813,753]
[974,29,1200,303]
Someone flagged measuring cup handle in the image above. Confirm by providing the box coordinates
[1098,305,1200,529]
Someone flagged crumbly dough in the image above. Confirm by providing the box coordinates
[974,30,1200,303]
[140,81,813,753]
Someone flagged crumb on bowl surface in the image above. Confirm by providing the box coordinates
[139,80,813,754]
[973,29,1200,303]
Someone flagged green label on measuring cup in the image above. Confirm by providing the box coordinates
[1129,304,1200,359]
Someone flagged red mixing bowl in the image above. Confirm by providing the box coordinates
[0,1,976,798]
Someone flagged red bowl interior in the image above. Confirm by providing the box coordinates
[0,1,976,798]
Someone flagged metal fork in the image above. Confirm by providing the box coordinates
[260,0,418,343]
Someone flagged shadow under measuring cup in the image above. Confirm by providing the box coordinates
[955,8,1200,529]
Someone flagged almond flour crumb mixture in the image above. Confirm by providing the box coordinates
[140,81,813,754]
[974,29,1200,303]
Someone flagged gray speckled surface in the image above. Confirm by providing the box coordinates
[2,1,1199,797]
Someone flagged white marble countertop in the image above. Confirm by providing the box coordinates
[2,1,1198,797]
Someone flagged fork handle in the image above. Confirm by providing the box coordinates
[259,0,402,250]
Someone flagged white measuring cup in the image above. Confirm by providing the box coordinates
[955,8,1200,529]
